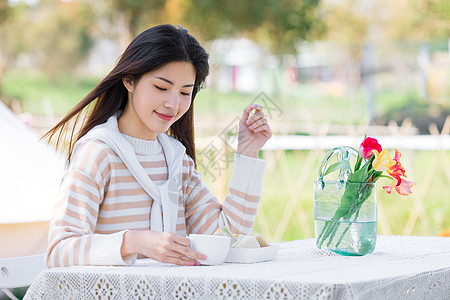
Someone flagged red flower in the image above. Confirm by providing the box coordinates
[359,137,382,159]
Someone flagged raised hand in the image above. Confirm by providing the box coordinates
[237,104,272,158]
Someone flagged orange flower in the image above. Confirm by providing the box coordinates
[382,149,415,196]
[439,229,450,237]
[387,149,406,182]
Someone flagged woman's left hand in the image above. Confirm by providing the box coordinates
[237,104,272,158]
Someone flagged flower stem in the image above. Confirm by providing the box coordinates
[335,207,362,248]
[317,182,374,250]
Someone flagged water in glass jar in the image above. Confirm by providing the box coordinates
[315,218,377,256]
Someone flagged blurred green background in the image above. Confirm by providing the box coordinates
[1,0,449,246]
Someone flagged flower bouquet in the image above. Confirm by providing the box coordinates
[314,137,415,256]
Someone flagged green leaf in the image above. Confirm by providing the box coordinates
[371,171,382,181]
[354,156,362,173]
[324,160,352,177]
[349,162,370,182]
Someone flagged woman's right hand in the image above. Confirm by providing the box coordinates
[121,230,206,266]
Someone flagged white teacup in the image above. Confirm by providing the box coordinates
[189,234,231,265]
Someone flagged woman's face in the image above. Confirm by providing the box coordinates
[119,61,196,140]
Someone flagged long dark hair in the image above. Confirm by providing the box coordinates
[44,24,209,166]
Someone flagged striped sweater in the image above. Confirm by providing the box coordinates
[46,134,267,267]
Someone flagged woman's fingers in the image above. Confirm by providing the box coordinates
[168,233,206,264]
[172,234,206,260]
[140,232,206,266]
[246,113,271,137]
[241,104,263,124]
[253,124,271,135]
[156,251,199,266]
[248,116,267,130]
[243,105,269,131]
[172,234,191,247]
[241,104,257,122]
[174,242,206,261]
[163,254,199,266]
[237,103,272,156]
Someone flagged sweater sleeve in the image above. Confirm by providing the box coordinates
[184,153,267,235]
[46,141,136,267]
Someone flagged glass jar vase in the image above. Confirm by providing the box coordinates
[314,180,377,256]
[314,146,377,256]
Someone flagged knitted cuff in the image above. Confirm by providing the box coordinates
[90,230,137,266]
[230,153,267,195]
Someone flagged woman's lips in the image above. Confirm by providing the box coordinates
[155,111,174,121]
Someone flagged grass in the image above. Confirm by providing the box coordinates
[1,68,378,126]
[201,149,450,243]
[1,68,100,116]
[2,68,450,243]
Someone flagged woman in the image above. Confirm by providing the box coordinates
[45,24,272,267]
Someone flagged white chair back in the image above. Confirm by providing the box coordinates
[0,254,46,299]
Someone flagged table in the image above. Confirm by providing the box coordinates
[24,236,450,299]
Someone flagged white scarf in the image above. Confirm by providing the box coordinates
[75,113,185,233]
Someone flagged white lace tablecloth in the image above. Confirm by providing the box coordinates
[24,235,450,299]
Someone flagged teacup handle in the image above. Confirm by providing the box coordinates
[316,146,358,190]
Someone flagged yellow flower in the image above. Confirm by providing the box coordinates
[372,149,395,171]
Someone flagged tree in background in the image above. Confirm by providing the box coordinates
[319,0,369,61]
[96,0,168,49]
[177,0,325,97]
[384,0,449,42]
[21,0,95,77]
[316,0,449,59]
[0,0,96,86]
[91,0,325,56]
[0,0,447,97]
[181,0,325,55]
[318,0,449,123]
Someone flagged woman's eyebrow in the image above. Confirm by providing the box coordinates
[154,76,194,88]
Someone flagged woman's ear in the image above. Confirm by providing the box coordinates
[122,75,135,93]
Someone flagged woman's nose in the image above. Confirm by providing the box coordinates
[164,93,179,108]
